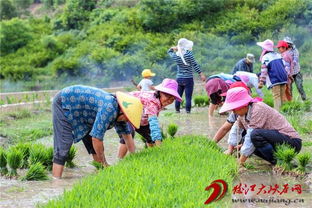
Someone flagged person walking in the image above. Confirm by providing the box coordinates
[168,38,206,113]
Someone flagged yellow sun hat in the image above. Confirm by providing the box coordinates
[116,91,143,129]
[141,69,156,78]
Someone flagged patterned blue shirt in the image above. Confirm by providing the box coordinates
[60,85,131,143]
[168,48,201,79]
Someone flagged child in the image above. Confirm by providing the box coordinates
[137,69,155,91]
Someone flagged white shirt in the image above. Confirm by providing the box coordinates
[138,79,153,91]
[234,71,264,97]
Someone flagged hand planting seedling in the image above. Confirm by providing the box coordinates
[7,148,23,178]
[65,146,77,168]
[295,152,311,174]
[274,144,297,171]
[167,123,178,138]
[21,162,49,181]
[0,147,8,176]
[91,161,104,170]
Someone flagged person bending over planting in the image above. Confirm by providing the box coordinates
[118,79,182,159]
[219,87,301,166]
[52,85,143,178]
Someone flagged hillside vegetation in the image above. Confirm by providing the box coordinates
[0,0,311,91]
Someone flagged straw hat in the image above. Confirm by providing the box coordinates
[141,69,156,78]
[116,91,143,129]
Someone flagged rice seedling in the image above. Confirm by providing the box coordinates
[193,95,209,107]
[14,143,31,169]
[303,100,311,111]
[263,94,274,107]
[7,148,23,177]
[21,162,49,181]
[167,123,178,138]
[161,126,167,140]
[65,146,77,168]
[0,147,8,176]
[295,153,311,174]
[91,161,104,170]
[303,141,312,147]
[44,147,54,171]
[42,135,237,208]
[8,109,32,120]
[274,144,297,171]
[29,144,48,166]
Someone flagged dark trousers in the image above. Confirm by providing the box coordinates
[175,78,194,113]
[291,72,306,101]
[251,129,301,164]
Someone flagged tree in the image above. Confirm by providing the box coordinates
[0,0,18,20]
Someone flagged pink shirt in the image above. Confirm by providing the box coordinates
[130,91,162,126]
[238,102,300,139]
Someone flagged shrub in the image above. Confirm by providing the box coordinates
[65,146,77,168]
[0,147,8,176]
[167,123,178,138]
[7,148,23,177]
[0,0,17,20]
[21,162,49,181]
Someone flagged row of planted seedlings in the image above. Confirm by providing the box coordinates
[0,143,77,181]
[273,144,311,176]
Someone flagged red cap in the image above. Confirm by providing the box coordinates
[220,81,249,96]
[276,40,288,48]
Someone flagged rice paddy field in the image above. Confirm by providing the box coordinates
[0,79,311,208]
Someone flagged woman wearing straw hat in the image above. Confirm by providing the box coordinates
[52,85,143,178]
[118,79,182,159]
[219,87,301,166]
[257,39,288,111]
[168,38,206,114]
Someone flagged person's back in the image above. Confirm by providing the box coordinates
[138,78,154,91]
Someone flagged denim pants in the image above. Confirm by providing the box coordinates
[251,129,301,164]
[175,78,194,113]
[291,72,306,101]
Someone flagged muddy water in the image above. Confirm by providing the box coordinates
[0,106,311,207]
[0,132,144,208]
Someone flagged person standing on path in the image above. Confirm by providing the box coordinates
[168,38,206,114]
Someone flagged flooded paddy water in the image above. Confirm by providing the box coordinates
[0,104,311,207]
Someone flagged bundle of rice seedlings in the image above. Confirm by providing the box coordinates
[296,153,311,174]
[0,147,8,176]
[21,162,49,181]
[44,147,54,171]
[7,148,23,177]
[66,146,77,168]
[14,143,31,169]
[91,161,104,170]
[29,144,47,165]
[274,144,297,171]
[167,123,178,138]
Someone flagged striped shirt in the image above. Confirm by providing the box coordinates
[168,48,201,78]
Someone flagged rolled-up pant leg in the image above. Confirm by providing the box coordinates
[52,93,73,165]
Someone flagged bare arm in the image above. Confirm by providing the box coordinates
[122,134,135,153]
[213,121,233,143]
[92,137,108,166]
[208,104,217,117]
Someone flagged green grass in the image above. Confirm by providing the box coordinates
[0,109,52,144]
[303,141,312,147]
[42,136,237,208]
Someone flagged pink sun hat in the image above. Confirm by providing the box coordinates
[155,78,182,102]
[256,39,274,51]
[219,87,257,113]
